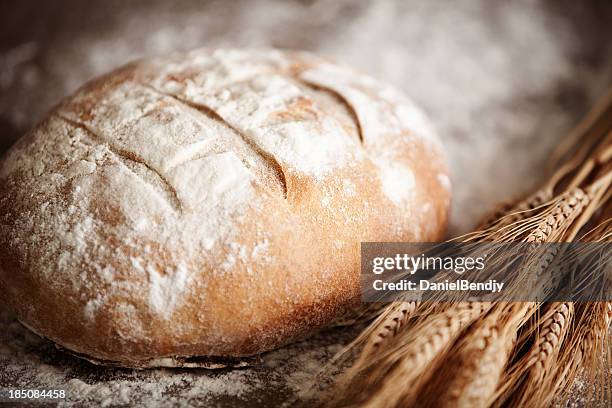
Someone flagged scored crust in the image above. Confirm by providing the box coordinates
[0,48,450,367]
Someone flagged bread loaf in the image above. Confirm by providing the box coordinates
[0,48,450,367]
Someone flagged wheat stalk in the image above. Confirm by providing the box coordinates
[325,300,419,398]
[432,191,590,408]
[419,302,533,408]
[351,302,491,408]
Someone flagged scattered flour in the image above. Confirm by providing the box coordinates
[0,307,354,407]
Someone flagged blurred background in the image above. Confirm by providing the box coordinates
[1,0,611,233]
[0,0,611,406]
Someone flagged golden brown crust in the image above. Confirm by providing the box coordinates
[0,48,450,367]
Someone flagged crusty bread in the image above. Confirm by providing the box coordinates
[0,48,450,367]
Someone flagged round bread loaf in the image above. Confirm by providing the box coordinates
[0,49,450,367]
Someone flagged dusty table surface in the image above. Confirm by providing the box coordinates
[0,0,611,406]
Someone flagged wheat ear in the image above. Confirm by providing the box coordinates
[478,189,552,230]
[350,302,491,408]
[494,302,574,408]
[329,301,418,375]
[528,303,574,375]
[525,188,590,243]
[546,302,611,407]
[419,302,533,408]
[480,90,612,230]
[468,187,589,244]
[322,299,419,405]
[362,300,419,352]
